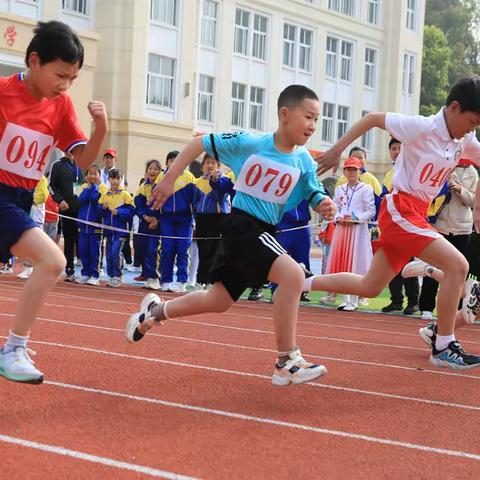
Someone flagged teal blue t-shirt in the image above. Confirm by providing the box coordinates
[202,132,326,225]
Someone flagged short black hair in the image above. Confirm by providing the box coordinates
[145,159,161,173]
[201,153,219,167]
[166,150,179,161]
[108,168,121,179]
[87,164,101,174]
[446,75,480,113]
[349,146,367,158]
[25,21,84,68]
[277,85,319,110]
[388,137,401,149]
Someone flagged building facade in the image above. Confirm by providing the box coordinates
[0,0,425,186]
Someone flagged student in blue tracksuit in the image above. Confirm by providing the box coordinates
[193,153,234,287]
[99,169,135,288]
[76,164,107,286]
[134,159,162,290]
[156,151,196,292]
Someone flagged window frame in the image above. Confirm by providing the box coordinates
[201,0,218,49]
[146,53,176,110]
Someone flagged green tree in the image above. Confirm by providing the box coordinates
[420,25,451,116]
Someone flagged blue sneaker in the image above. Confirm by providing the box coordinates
[430,341,480,370]
[419,322,436,347]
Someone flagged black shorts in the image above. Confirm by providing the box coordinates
[209,208,286,301]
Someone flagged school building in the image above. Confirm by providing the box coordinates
[0,0,425,187]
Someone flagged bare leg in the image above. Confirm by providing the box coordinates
[9,228,66,336]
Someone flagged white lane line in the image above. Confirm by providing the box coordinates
[40,380,480,463]
[2,333,480,411]
[0,434,198,479]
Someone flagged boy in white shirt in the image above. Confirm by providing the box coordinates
[312,75,480,370]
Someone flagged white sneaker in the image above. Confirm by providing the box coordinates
[342,303,358,311]
[124,263,137,272]
[421,311,433,321]
[160,282,173,292]
[319,293,337,304]
[401,259,431,278]
[0,346,44,384]
[272,348,327,386]
[17,266,33,279]
[107,277,122,288]
[75,275,89,284]
[74,257,82,266]
[462,278,480,324]
[0,264,13,274]
[170,282,186,293]
[86,277,100,286]
[64,274,76,283]
[358,297,369,306]
[144,278,160,290]
[125,293,163,343]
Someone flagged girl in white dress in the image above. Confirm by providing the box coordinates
[326,156,376,311]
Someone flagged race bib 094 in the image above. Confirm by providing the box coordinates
[0,122,56,180]
[234,154,301,204]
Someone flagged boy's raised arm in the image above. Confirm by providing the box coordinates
[149,136,205,210]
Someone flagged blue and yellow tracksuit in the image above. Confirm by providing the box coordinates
[99,187,134,278]
[276,199,312,270]
[156,169,196,283]
[134,178,160,280]
[77,182,107,278]
[193,171,235,284]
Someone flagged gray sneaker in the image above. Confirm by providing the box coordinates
[0,346,44,384]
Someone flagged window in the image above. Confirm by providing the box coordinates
[197,75,214,122]
[402,53,415,94]
[283,23,296,68]
[361,111,372,150]
[326,36,338,78]
[322,102,334,143]
[337,105,349,139]
[232,82,247,128]
[249,87,265,130]
[328,0,355,16]
[364,48,377,88]
[62,0,88,15]
[252,14,268,60]
[147,54,175,109]
[406,0,416,30]
[150,0,178,26]
[201,0,218,48]
[299,28,313,71]
[367,0,380,24]
[234,8,250,55]
[340,40,353,81]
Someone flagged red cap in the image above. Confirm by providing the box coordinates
[343,156,362,170]
[104,148,117,157]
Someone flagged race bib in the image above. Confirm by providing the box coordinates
[410,161,454,196]
[234,155,300,205]
[0,122,56,180]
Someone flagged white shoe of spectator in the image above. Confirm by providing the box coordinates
[17,266,33,279]
[0,264,13,274]
[421,311,433,321]
[170,282,186,293]
[76,275,89,284]
[320,293,337,304]
[64,274,76,283]
[74,257,82,266]
[144,278,160,290]
[107,277,122,288]
[342,303,358,311]
[160,282,172,292]
[358,297,369,306]
[124,263,137,272]
[86,277,100,286]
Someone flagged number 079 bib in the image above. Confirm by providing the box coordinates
[0,122,56,181]
[234,154,301,205]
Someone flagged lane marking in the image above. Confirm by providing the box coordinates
[0,434,198,479]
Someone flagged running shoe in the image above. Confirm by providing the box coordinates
[401,259,433,279]
[125,293,163,343]
[430,341,480,370]
[0,346,44,384]
[418,322,436,347]
[461,278,480,324]
[272,348,327,386]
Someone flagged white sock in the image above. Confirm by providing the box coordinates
[303,275,315,291]
[5,331,28,352]
[435,334,456,351]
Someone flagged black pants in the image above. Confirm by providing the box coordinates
[419,233,470,312]
[62,215,79,276]
[195,214,224,285]
[388,257,419,306]
[133,233,144,268]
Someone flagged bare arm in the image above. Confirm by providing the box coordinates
[317,113,386,175]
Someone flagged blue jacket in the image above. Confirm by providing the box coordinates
[155,169,196,216]
[134,179,160,233]
[278,199,311,229]
[194,172,235,214]
[99,187,135,238]
[77,183,108,234]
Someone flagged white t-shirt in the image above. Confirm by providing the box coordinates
[385,108,480,202]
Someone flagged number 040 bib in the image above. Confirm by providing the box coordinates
[0,122,56,181]
[234,154,301,205]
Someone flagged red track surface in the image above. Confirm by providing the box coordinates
[2,276,480,479]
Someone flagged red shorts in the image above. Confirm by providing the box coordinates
[373,192,441,273]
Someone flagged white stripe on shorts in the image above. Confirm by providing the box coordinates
[258,232,287,256]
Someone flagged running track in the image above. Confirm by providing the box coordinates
[1,276,480,479]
